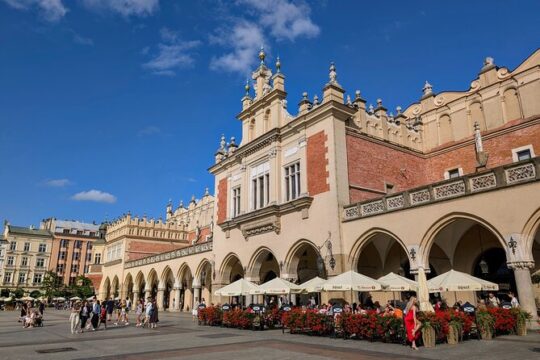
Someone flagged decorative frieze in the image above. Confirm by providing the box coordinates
[343,205,360,220]
[360,200,385,216]
[470,173,496,192]
[124,242,213,269]
[433,181,465,200]
[410,189,430,205]
[505,163,536,184]
[386,195,405,210]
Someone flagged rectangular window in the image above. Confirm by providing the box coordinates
[33,273,43,284]
[36,258,45,268]
[232,186,241,217]
[448,168,460,179]
[89,232,96,237]
[57,264,65,273]
[23,242,30,252]
[84,265,90,273]
[73,252,80,261]
[250,162,270,210]
[516,149,532,161]
[385,183,395,194]
[4,272,12,283]
[285,162,301,201]
[60,239,69,248]
[87,242,93,250]
[63,229,70,234]
[21,257,28,266]
[59,251,66,260]
[7,256,14,266]
[75,240,82,249]
[18,272,26,284]
[86,252,92,261]
[38,243,46,253]
[71,264,79,273]
[9,242,16,251]
[95,253,101,265]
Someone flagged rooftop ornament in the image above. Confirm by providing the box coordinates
[258,46,266,65]
[275,56,281,73]
[422,80,433,97]
[328,62,338,84]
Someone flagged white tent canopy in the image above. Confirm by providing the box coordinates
[53,297,66,301]
[250,277,303,295]
[300,276,326,293]
[321,270,382,291]
[427,269,499,293]
[215,278,260,296]
[70,296,82,301]
[378,272,418,292]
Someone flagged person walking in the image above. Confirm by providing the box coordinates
[38,301,45,316]
[144,298,153,328]
[404,296,420,350]
[106,297,114,322]
[150,298,159,329]
[135,299,143,327]
[79,300,90,332]
[509,291,520,308]
[70,301,81,334]
[90,298,100,331]
[98,303,107,330]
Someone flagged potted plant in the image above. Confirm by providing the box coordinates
[447,319,462,345]
[476,311,495,340]
[512,308,531,336]
[418,312,438,348]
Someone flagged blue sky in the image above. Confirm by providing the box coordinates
[1,0,539,227]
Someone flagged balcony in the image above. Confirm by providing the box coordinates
[343,157,539,221]
[218,196,313,239]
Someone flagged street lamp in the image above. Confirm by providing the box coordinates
[317,232,336,277]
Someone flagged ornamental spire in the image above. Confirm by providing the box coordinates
[258,46,266,65]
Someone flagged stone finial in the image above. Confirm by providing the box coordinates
[346,95,352,106]
[484,56,494,67]
[329,62,337,84]
[276,56,281,73]
[302,91,308,100]
[368,104,374,113]
[422,81,433,96]
[220,134,226,150]
[258,46,266,65]
[396,106,402,114]
[355,90,361,99]
[204,187,210,196]
[376,98,383,107]
[191,194,196,203]
[313,94,319,105]
[179,200,184,208]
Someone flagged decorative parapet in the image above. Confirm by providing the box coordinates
[124,241,213,269]
[219,196,313,239]
[343,157,539,221]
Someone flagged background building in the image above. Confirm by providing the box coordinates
[1,222,53,293]
[41,218,101,286]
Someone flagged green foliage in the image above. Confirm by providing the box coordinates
[13,287,24,299]
[69,275,95,299]
[29,290,42,299]
[41,271,63,298]
[0,288,10,297]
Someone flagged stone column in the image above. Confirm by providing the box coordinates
[144,288,152,302]
[193,286,201,309]
[510,262,539,329]
[132,289,139,307]
[157,287,165,311]
[173,286,181,311]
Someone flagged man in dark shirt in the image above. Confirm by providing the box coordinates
[106,297,114,321]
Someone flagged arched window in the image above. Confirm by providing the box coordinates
[504,88,521,122]
[438,114,453,145]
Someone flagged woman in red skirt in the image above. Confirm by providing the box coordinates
[404,296,421,350]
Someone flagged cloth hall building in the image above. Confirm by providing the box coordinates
[97,49,540,326]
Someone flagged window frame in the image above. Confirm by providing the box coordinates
[284,161,301,202]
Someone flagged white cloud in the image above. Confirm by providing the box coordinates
[211,0,320,75]
[71,189,117,203]
[82,0,159,17]
[2,0,67,22]
[72,32,94,46]
[239,0,320,41]
[137,125,161,136]
[210,21,265,75]
[44,178,71,187]
[142,28,201,76]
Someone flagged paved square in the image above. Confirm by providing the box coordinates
[1,310,538,360]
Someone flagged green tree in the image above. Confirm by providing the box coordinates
[13,287,24,299]
[29,290,42,299]
[69,275,94,299]
[41,271,63,299]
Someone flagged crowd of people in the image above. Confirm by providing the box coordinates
[18,301,45,328]
[68,296,161,334]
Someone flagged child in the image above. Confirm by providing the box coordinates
[99,304,107,330]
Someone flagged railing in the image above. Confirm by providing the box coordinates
[343,157,538,221]
[124,241,213,269]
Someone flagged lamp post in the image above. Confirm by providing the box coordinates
[316,232,336,277]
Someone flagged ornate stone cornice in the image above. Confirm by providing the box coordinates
[219,196,313,239]
[124,241,213,269]
[507,261,535,270]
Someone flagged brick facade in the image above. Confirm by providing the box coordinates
[307,131,330,196]
[347,118,540,203]
[127,240,185,261]
[217,177,228,224]
[186,226,211,243]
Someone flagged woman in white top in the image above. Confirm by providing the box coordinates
[192,301,199,322]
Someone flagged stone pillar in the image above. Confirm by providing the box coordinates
[132,289,139,307]
[510,263,539,329]
[157,287,165,311]
[184,288,193,311]
[193,286,201,309]
[144,288,152,302]
[173,287,181,311]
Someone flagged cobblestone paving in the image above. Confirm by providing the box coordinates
[1,310,538,360]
